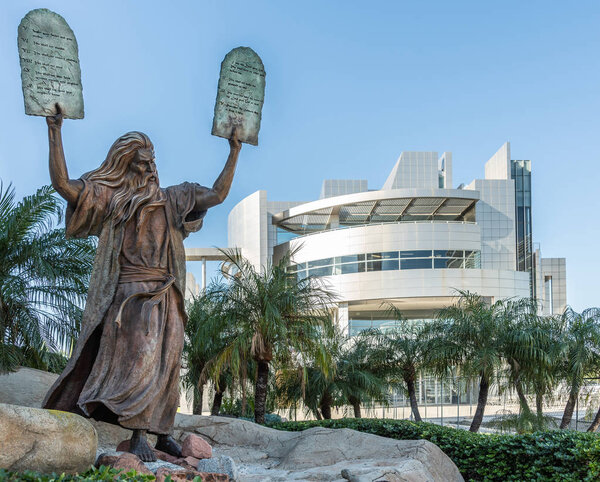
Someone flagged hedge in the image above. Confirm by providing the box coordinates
[268,418,600,481]
[0,466,168,481]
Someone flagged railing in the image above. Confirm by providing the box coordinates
[275,220,477,246]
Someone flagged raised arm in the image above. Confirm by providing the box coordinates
[196,130,242,210]
[47,107,83,204]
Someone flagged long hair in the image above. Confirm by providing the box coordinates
[83,131,165,225]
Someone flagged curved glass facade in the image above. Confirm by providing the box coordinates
[288,249,481,279]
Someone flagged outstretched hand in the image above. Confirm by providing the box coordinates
[229,127,242,152]
[46,104,63,129]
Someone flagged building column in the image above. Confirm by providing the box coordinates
[201,258,207,292]
[337,303,349,335]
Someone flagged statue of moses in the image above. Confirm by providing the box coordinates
[42,107,241,461]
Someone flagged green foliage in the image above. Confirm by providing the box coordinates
[0,465,156,481]
[202,248,336,423]
[276,327,391,419]
[269,418,600,481]
[0,183,96,373]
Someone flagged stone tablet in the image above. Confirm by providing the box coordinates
[212,47,265,146]
[18,9,84,119]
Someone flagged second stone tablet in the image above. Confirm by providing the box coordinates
[212,47,265,146]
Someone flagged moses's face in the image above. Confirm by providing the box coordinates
[130,148,159,186]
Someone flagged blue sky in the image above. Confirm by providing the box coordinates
[1,1,598,310]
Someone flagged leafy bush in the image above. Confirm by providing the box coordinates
[268,418,600,481]
[0,466,158,481]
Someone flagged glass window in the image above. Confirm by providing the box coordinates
[434,258,450,269]
[367,251,399,261]
[309,266,333,277]
[341,262,366,274]
[446,258,464,269]
[367,259,399,272]
[349,319,373,335]
[400,250,432,258]
[464,251,481,269]
[341,254,366,263]
[308,258,333,268]
[401,258,432,269]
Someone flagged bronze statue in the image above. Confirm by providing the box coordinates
[42,106,241,461]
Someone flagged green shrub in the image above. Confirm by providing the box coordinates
[268,418,600,481]
[0,466,159,481]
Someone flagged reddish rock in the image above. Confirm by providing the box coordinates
[156,467,228,482]
[182,455,200,468]
[181,434,212,459]
[95,453,118,468]
[116,439,130,452]
[111,452,153,476]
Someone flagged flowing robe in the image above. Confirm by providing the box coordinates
[43,179,208,434]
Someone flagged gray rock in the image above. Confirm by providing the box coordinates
[174,415,463,481]
[145,459,187,473]
[0,367,57,408]
[196,455,239,481]
[18,8,84,119]
[0,402,97,474]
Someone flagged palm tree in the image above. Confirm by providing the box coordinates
[276,328,390,419]
[497,299,561,431]
[382,308,430,422]
[430,291,505,432]
[0,184,95,373]
[205,249,335,424]
[336,329,390,418]
[556,307,600,429]
[182,284,230,414]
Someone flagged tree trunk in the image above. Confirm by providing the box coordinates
[587,406,600,432]
[535,392,544,418]
[211,374,227,416]
[514,379,532,415]
[405,377,422,422]
[349,395,361,418]
[254,360,269,424]
[192,385,203,415]
[211,391,223,416]
[320,389,332,420]
[560,385,579,429]
[469,373,490,432]
[315,409,323,420]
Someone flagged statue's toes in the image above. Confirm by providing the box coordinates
[140,448,157,462]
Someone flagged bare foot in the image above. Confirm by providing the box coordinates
[155,434,182,457]
[129,429,157,462]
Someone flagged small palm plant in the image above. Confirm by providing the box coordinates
[276,328,390,419]
[429,291,505,432]
[0,184,95,373]
[203,249,336,424]
[556,307,600,429]
[382,306,430,422]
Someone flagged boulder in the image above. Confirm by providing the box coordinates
[110,452,153,476]
[196,455,239,481]
[0,367,58,408]
[174,415,463,481]
[0,402,97,474]
[181,433,212,459]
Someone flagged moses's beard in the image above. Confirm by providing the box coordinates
[109,173,166,226]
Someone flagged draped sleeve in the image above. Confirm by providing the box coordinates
[65,179,112,238]
[164,182,210,238]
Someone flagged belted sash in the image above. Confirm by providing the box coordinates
[114,265,175,335]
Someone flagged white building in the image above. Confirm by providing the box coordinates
[223,142,566,334]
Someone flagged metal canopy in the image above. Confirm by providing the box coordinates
[275,196,476,234]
